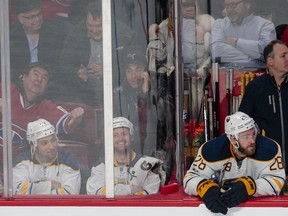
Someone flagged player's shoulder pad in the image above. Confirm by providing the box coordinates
[201,134,232,163]
[250,135,280,161]
[13,149,32,166]
[58,149,80,171]
[129,153,142,167]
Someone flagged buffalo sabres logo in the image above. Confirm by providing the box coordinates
[241,115,247,120]
[140,160,152,171]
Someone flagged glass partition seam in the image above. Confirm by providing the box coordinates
[0,0,13,198]
[174,0,184,183]
[102,0,115,199]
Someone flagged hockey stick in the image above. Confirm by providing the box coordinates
[226,68,233,115]
[208,97,214,139]
[197,68,211,124]
[199,68,211,141]
[212,63,220,137]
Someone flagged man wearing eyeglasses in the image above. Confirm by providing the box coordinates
[10,0,66,98]
[184,111,286,214]
[210,0,276,68]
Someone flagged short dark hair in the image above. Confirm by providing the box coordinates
[86,0,102,19]
[263,40,286,62]
[14,0,41,15]
[22,62,50,76]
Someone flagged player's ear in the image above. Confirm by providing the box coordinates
[228,134,235,143]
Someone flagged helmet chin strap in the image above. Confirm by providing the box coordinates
[30,145,36,160]
[231,136,247,158]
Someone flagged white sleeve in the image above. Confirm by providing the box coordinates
[86,163,106,195]
[13,161,52,194]
[183,145,217,196]
[51,165,81,195]
[253,145,286,197]
[114,184,132,195]
[142,171,161,195]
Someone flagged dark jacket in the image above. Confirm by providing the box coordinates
[59,19,136,106]
[113,79,158,156]
[238,73,288,172]
[10,20,67,84]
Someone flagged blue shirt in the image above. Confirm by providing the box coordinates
[24,28,39,63]
[210,14,276,68]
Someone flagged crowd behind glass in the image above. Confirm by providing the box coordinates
[1,0,288,196]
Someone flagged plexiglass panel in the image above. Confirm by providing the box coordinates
[1,0,287,199]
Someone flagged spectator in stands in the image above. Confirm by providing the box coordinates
[13,118,81,194]
[9,0,72,21]
[86,117,165,195]
[113,48,157,157]
[210,0,276,68]
[180,0,215,76]
[0,62,84,143]
[238,40,288,174]
[59,0,135,107]
[146,1,176,179]
[68,0,92,25]
[184,111,286,215]
[10,0,66,98]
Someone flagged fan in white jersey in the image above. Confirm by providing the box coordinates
[13,118,81,195]
[183,111,286,215]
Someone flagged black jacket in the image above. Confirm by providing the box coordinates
[10,20,67,83]
[238,73,288,171]
[59,19,136,106]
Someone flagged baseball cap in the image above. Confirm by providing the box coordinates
[14,0,41,15]
[123,48,147,67]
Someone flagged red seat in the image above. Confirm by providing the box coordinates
[57,139,89,165]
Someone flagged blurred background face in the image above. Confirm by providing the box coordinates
[113,127,131,153]
[86,13,102,41]
[22,66,49,98]
[181,0,196,19]
[125,63,145,89]
[34,134,58,163]
[18,8,43,33]
[224,0,249,24]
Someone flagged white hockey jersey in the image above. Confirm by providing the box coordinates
[183,134,286,197]
[86,151,165,195]
[13,149,81,195]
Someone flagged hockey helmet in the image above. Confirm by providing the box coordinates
[26,118,55,147]
[225,111,256,140]
[113,117,133,135]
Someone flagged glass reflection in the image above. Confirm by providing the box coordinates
[210,0,276,68]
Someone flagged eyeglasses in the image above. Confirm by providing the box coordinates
[224,0,244,9]
[21,11,42,21]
